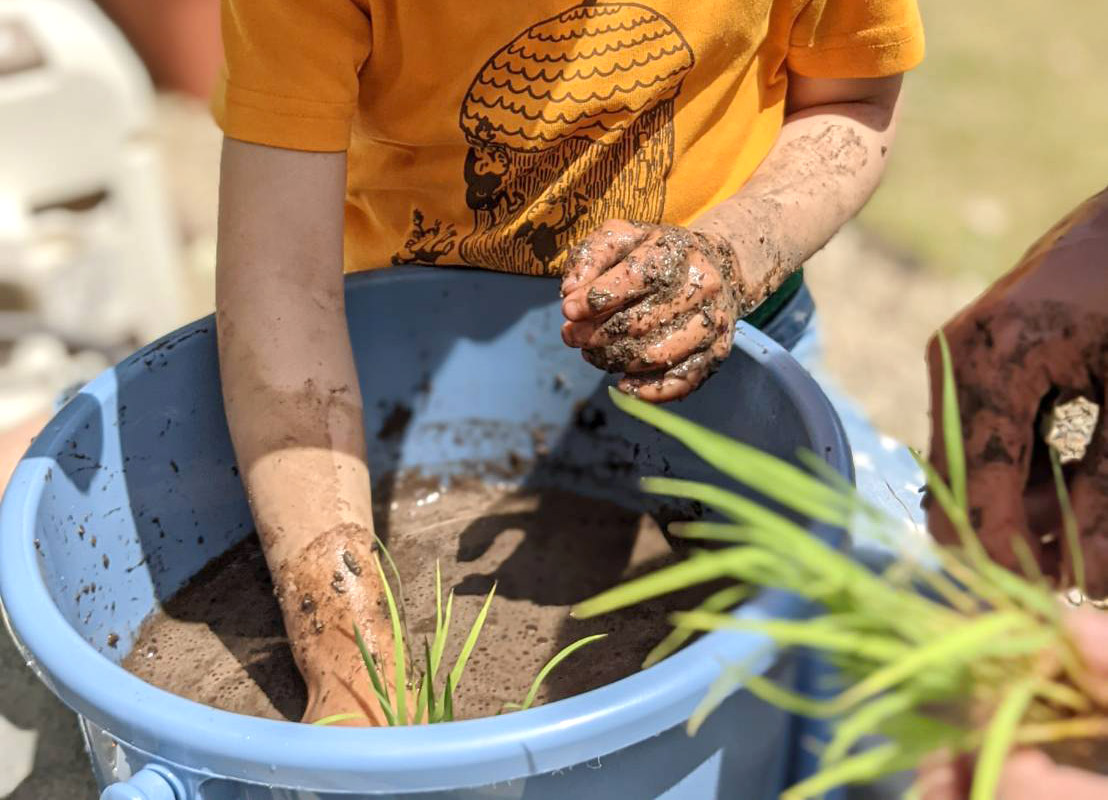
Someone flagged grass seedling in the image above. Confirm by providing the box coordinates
[324,556,605,726]
[502,633,608,713]
[574,337,1106,799]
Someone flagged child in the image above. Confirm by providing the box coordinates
[213,0,924,724]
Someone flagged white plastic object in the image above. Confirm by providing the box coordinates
[0,0,188,349]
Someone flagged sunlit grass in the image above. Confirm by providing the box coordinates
[862,0,1108,279]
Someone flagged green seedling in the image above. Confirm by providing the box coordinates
[502,633,608,713]
[324,556,604,727]
[575,336,1106,799]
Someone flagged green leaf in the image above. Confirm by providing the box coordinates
[448,582,496,693]
[575,549,764,619]
[686,646,783,734]
[1050,448,1086,596]
[311,713,365,726]
[833,612,1030,715]
[413,676,427,726]
[927,541,1016,614]
[937,332,968,514]
[745,674,842,719]
[971,679,1038,800]
[643,584,750,668]
[443,673,455,722]
[688,660,748,735]
[795,448,858,497]
[608,387,851,525]
[640,480,884,596]
[375,536,412,663]
[641,477,815,535]
[821,691,918,766]
[876,711,968,747]
[1034,680,1092,714]
[667,521,751,544]
[511,634,607,712]
[913,454,989,567]
[353,623,396,726]
[373,554,408,726]
[780,742,916,800]
[435,560,443,631]
[1010,534,1047,587]
[668,612,908,663]
[430,564,453,680]
[905,556,983,617]
[422,639,437,723]
[972,557,1059,620]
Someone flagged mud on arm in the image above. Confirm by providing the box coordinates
[694,73,904,310]
[216,138,395,725]
[560,74,904,403]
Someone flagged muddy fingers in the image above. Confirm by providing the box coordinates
[561,221,745,404]
[561,225,712,320]
[561,220,649,297]
[562,266,723,347]
[618,332,733,403]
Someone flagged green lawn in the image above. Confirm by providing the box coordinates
[860,0,1108,279]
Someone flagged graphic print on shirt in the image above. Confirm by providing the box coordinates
[457,2,694,275]
[390,209,458,265]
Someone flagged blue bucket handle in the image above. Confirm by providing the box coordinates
[100,764,186,800]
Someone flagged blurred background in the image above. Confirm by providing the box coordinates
[0,0,1104,796]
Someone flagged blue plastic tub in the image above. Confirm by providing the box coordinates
[0,268,851,799]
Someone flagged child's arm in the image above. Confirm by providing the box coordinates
[560,73,903,402]
[696,73,903,313]
[217,138,395,724]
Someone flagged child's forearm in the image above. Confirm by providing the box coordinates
[216,139,392,723]
[694,74,903,309]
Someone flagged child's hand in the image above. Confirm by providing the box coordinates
[925,187,1108,596]
[560,220,744,403]
[918,608,1108,800]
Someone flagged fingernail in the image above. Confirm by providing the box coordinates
[563,298,584,320]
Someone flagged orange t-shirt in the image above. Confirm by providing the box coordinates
[214,1,923,276]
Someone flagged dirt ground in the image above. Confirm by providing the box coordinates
[804,226,984,450]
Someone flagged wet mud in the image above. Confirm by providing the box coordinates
[123,477,711,721]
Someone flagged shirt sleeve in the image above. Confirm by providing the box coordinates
[212,0,372,152]
[787,0,924,79]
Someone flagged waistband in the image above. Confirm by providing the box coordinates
[746,271,814,352]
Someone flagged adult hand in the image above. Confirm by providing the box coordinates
[918,608,1108,799]
[560,220,746,403]
[926,187,1108,596]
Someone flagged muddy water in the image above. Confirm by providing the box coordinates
[123,478,707,722]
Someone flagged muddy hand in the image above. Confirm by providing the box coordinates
[925,187,1108,596]
[561,220,746,403]
[272,528,401,726]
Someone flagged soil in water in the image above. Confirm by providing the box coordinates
[123,477,713,721]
